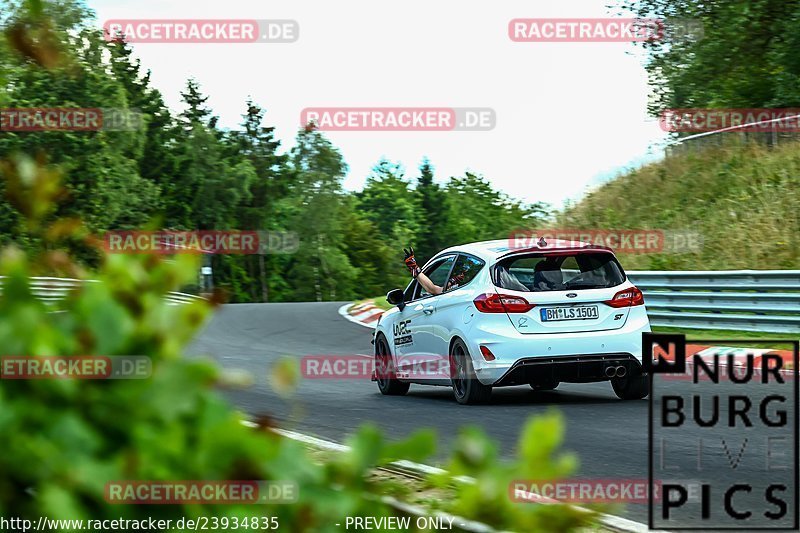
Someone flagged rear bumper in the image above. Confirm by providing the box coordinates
[463,309,650,386]
[492,352,642,387]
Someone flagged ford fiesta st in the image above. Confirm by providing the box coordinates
[372,239,651,404]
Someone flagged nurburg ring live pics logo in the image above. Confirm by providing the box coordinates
[646,333,799,530]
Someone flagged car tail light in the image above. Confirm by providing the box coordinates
[479,346,496,361]
[474,293,535,313]
[604,287,644,308]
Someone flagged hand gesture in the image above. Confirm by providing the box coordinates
[403,246,421,278]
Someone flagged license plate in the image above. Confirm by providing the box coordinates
[540,305,599,322]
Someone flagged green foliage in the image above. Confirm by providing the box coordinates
[561,140,800,269]
[621,0,800,113]
[0,4,598,531]
[0,156,595,533]
[415,158,447,264]
[440,172,548,248]
[357,159,421,245]
[433,412,591,532]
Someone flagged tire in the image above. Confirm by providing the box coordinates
[375,334,410,396]
[529,380,559,391]
[450,338,492,405]
[612,374,649,400]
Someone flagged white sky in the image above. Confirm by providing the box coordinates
[87,0,669,208]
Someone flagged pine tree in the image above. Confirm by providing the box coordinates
[415,158,447,263]
[233,99,289,301]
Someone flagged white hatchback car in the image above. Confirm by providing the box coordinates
[372,239,651,404]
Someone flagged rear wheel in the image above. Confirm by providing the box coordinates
[375,335,409,396]
[612,374,649,400]
[450,338,492,405]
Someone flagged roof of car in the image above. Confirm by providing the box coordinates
[436,238,598,262]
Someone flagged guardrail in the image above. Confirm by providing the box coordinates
[627,270,800,333]
[0,276,205,307]
[6,273,800,333]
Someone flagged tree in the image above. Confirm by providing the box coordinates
[231,99,289,302]
[179,78,214,127]
[441,172,548,246]
[414,158,447,263]
[284,128,356,301]
[0,0,159,244]
[340,196,407,297]
[622,0,800,114]
[357,159,420,249]
[107,38,177,202]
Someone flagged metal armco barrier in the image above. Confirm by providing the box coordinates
[627,270,800,333]
[0,276,205,306]
[5,273,799,332]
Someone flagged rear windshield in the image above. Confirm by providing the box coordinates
[494,252,625,292]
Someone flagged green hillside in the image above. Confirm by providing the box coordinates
[560,141,800,270]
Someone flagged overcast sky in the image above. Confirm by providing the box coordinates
[87,0,669,208]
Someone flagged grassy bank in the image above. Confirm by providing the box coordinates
[560,140,800,270]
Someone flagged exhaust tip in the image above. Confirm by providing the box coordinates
[616,366,627,378]
[604,366,616,378]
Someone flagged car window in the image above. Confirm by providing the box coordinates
[417,256,456,298]
[444,255,484,292]
[494,252,625,292]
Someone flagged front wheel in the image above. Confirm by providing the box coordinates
[375,335,409,396]
[450,339,492,405]
[611,374,649,400]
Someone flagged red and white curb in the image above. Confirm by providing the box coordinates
[339,301,382,328]
[680,344,795,374]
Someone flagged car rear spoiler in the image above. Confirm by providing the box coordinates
[497,243,614,260]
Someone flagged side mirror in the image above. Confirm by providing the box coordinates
[386,288,405,308]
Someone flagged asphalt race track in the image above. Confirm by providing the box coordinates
[189,302,798,528]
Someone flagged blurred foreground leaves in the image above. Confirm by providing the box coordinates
[0,2,596,531]
[0,159,595,532]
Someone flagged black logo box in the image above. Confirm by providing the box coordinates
[646,333,799,531]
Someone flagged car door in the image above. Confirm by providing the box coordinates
[395,255,456,379]
[390,279,419,362]
[424,253,487,378]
